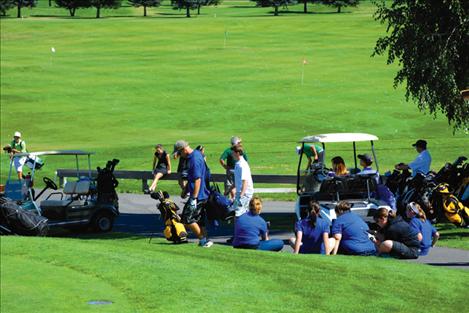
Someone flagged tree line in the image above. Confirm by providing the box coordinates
[0,0,359,18]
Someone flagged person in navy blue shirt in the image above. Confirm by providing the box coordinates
[291,201,335,254]
[373,208,420,259]
[406,202,439,256]
[331,201,376,256]
[233,196,283,251]
[173,140,212,248]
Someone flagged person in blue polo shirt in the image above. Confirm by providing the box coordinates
[291,200,335,254]
[406,202,439,256]
[173,140,213,248]
[233,196,283,252]
[331,201,376,256]
[395,139,432,177]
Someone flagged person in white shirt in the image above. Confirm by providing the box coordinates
[395,140,432,177]
[232,144,254,217]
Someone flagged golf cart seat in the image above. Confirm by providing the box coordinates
[40,180,91,209]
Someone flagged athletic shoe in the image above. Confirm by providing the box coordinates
[198,238,213,248]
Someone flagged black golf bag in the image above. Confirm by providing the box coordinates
[96,159,119,209]
[0,197,48,236]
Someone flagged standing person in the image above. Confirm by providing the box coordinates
[233,196,283,251]
[174,151,189,198]
[232,144,254,217]
[297,143,324,170]
[149,144,171,192]
[219,136,249,198]
[7,131,27,180]
[331,201,376,256]
[395,139,432,177]
[406,202,439,256]
[290,201,335,255]
[373,208,420,259]
[173,140,213,247]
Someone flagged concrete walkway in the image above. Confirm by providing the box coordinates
[116,192,469,270]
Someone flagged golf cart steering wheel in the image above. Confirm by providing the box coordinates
[43,177,58,190]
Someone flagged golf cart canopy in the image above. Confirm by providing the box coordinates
[300,133,379,143]
[13,150,95,158]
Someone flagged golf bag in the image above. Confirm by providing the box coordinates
[96,159,119,209]
[0,197,48,236]
[151,191,187,243]
[442,194,469,228]
[206,183,234,221]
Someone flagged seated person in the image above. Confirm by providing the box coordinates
[394,139,431,177]
[290,201,335,255]
[373,208,420,259]
[357,154,377,175]
[406,202,439,256]
[233,196,283,252]
[330,156,349,176]
[331,201,376,256]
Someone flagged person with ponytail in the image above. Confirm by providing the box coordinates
[291,201,335,254]
[406,202,439,256]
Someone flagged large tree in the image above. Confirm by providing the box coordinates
[195,0,220,15]
[12,0,36,18]
[128,0,160,16]
[251,0,297,16]
[373,0,469,130]
[323,0,359,13]
[0,0,16,15]
[172,0,198,17]
[90,0,121,18]
[55,0,90,16]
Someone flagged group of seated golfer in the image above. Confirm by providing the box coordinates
[233,196,439,259]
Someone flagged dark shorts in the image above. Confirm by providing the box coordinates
[153,167,168,176]
[390,241,419,259]
[182,200,207,226]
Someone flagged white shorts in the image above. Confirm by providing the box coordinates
[234,195,251,217]
[14,157,27,173]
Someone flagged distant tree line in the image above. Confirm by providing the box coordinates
[0,0,358,17]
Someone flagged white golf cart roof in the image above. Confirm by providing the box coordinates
[13,150,95,157]
[300,133,379,143]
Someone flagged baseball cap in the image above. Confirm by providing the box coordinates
[14,131,21,138]
[406,202,419,215]
[231,136,241,146]
[296,146,302,155]
[172,140,188,155]
[412,139,427,149]
[357,154,373,164]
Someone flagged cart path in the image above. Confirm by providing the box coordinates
[116,192,469,270]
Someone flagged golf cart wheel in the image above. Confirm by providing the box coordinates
[92,212,114,232]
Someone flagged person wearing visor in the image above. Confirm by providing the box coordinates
[173,140,213,248]
[395,139,432,177]
[4,131,27,180]
[406,202,439,256]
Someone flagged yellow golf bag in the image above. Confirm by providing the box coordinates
[151,191,188,243]
[437,184,469,227]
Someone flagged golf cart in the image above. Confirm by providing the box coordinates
[295,133,392,224]
[2,150,119,233]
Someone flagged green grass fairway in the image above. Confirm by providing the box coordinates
[1,235,468,313]
[437,223,469,250]
[1,1,467,193]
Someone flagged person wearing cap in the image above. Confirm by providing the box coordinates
[395,139,432,177]
[357,154,376,175]
[148,144,172,193]
[297,144,324,170]
[331,201,376,256]
[372,208,420,259]
[7,131,27,180]
[406,202,439,256]
[219,136,249,199]
[173,140,213,247]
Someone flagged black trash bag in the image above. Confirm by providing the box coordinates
[96,159,119,209]
[0,197,48,236]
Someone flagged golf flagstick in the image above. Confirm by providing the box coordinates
[224,30,227,49]
[301,58,308,85]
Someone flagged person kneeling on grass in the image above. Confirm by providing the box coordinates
[290,200,335,255]
[233,196,284,252]
[406,202,439,256]
[372,208,420,259]
[331,201,376,256]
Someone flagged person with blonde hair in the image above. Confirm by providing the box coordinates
[290,200,335,255]
[406,202,439,256]
[233,196,283,252]
[331,156,349,176]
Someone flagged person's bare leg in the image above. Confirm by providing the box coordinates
[378,240,393,254]
[188,222,203,239]
[17,171,22,180]
[149,173,163,191]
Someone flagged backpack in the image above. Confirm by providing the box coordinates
[443,195,469,227]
